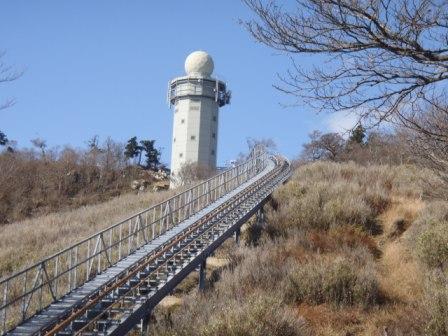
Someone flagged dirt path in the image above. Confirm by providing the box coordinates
[376,196,425,303]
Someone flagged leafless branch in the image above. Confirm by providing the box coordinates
[0,51,23,111]
[243,0,448,129]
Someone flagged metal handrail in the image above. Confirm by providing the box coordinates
[0,149,268,334]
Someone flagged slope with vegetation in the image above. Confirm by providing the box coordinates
[147,161,447,336]
[0,186,176,278]
[0,135,163,225]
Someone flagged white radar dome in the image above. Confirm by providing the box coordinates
[185,51,214,77]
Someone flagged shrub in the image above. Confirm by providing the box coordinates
[416,223,448,269]
[267,162,398,234]
[284,255,379,307]
[408,201,448,270]
[152,293,309,336]
[270,181,377,232]
[215,245,288,297]
[423,270,448,336]
[201,295,308,336]
[306,226,380,258]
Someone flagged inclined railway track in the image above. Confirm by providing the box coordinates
[1,150,290,336]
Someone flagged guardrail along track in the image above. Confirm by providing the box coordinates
[0,149,291,336]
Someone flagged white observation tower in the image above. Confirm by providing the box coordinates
[168,51,231,187]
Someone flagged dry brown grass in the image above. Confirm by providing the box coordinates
[379,197,424,241]
[0,188,176,277]
[379,242,424,303]
[158,296,183,309]
[374,197,425,304]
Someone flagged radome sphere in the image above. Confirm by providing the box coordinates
[185,51,214,77]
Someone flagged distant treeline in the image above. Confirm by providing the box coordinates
[0,134,163,224]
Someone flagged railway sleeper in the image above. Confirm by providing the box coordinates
[122,296,137,304]
[116,286,130,296]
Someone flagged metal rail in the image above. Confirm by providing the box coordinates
[0,148,290,336]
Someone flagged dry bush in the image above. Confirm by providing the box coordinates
[307,226,380,258]
[416,223,448,270]
[214,243,294,298]
[422,270,448,336]
[284,253,379,308]
[151,292,309,336]
[405,201,448,334]
[267,162,400,235]
[267,180,378,234]
[267,161,433,239]
[175,162,215,186]
[407,201,448,270]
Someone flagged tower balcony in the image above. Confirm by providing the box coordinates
[168,76,231,108]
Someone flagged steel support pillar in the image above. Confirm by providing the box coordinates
[140,315,150,336]
[256,207,265,227]
[198,258,206,290]
[235,227,241,246]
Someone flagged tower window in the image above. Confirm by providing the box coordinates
[212,116,216,122]
[211,150,215,155]
[190,135,196,140]
[181,119,185,124]
[190,106,199,111]
[173,137,176,142]
[179,153,183,158]
[212,133,216,139]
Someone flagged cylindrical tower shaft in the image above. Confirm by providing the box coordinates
[168,51,231,187]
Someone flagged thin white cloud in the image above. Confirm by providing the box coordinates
[325,111,358,137]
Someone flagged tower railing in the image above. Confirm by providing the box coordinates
[0,149,268,335]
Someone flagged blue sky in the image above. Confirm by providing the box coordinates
[0,1,353,166]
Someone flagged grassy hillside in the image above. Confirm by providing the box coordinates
[2,160,446,335]
[148,162,447,336]
[0,188,176,277]
[0,145,158,225]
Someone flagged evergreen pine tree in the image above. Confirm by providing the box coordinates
[140,140,161,170]
[349,124,366,144]
[124,136,141,164]
[0,131,8,146]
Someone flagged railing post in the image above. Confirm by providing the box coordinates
[55,254,60,296]
[256,207,265,227]
[140,314,150,336]
[118,225,122,260]
[1,280,8,334]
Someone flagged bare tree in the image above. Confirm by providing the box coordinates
[247,137,277,153]
[176,162,216,186]
[301,130,345,161]
[233,138,278,164]
[402,107,448,185]
[101,137,126,171]
[243,0,448,130]
[31,137,47,158]
[0,51,22,111]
